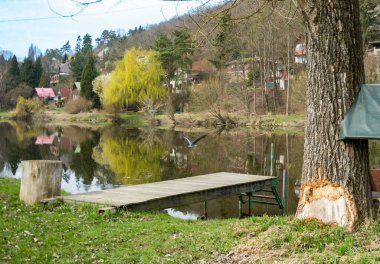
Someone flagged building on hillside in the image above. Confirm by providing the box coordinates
[295,43,306,64]
[50,61,71,85]
[369,41,380,56]
[59,88,72,99]
[265,58,289,90]
[34,87,56,100]
[224,58,252,83]
[72,82,81,99]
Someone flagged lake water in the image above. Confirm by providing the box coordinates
[1,121,379,219]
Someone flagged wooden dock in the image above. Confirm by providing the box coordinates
[61,172,280,210]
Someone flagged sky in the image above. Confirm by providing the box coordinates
[0,0,206,59]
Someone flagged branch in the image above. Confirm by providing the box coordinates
[48,0,104,18]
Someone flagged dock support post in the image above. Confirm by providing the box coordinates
[282,169,286,208]
[238,195,243,218]
[271,179,285,215]
[203,200,208,219]
[248,192,253,215]
[270,143,275,176]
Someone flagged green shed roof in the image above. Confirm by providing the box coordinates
[340,84,380,140]
[74,82,81,90]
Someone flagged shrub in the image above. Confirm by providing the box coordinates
[4,83,34,109]
[64,97,93,114]
[188,78,225,112]
[15,97,43,120]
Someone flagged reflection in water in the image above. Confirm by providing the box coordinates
[164,208,199,220]
[98,127,166,184]
[0,121,312,217]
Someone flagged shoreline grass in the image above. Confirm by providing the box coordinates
[2,105,305,130]
[1,178,379,263]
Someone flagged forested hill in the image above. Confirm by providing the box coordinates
[0,0,379,111]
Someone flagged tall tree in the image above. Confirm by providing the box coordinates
[33,57,43,88]
[39,71,50,87]
[80,55,100,108]
[4,55,20,91]
[295,0,371,231]
[70,51,85,81]
[75,35,82,53]
[27,44,41,62]
[71,34,94,82]
[60,41,71,63]
[104,47,167,108]
[0,55,8,91]
[20,58,34,87]
[60,41,71,56]
[210,11,240,69]
[82,33,93,55]
[173,27,194,72]
[154,33,177,90]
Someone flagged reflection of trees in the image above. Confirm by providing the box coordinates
[70,132,100,185]
[0,122,44,174]
[8,121,43,144]
[100,132,166,184]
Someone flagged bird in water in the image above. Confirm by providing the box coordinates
[182,134,207,148]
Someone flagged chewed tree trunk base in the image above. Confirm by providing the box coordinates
[296,180,358,232]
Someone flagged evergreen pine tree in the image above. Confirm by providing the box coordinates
[80,55,100,108]
[20,58,34,87]
[75,36,82,53]
[70,51,85,81]
[39,71,50,87]
[154,33,177,89]
[82,34,93,55]
[4,55,20,91]
[210,11,240,69]
[33,57,43,88]
[173,28,194,70]
[60,41,71,57]
[71,33,93,82]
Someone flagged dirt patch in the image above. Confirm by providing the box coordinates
[201,225,308,264]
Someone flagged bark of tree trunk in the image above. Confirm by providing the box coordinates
[296,0,372,231]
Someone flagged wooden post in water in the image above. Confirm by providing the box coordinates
[20,160,62,205]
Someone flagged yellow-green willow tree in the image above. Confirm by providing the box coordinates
[104,47,168,110]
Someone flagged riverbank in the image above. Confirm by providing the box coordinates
[0,108,304,131]
[1,178,378,263]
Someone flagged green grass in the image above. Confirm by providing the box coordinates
[120,112,144,121]
[0,178,243,263]
[0,111,12,118]
[1,178,379,263]
[265,114,305,124]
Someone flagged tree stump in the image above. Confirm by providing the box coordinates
[20,160,62,205]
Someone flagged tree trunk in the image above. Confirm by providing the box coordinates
[296,0,372,231]
[20,160,62,205]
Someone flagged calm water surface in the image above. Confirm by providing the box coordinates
[2,122,379,218]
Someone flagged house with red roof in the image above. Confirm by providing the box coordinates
[34,88,56,99]
[59,88,72,99]
[35,134,55,145]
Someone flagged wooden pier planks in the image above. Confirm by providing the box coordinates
[62,172,275,209]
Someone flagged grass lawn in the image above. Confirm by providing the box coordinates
[0,178,379,263]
